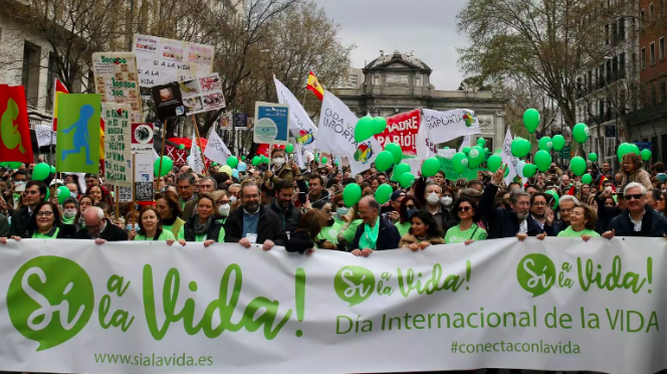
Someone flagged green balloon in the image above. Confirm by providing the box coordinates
[641,149,652,161]
[462,146,471,155]
[252,156,261,166]
[375,184,393,205]
[631,144,640,155]
[487,155,502,172]
[50,165,56,174]
[538,137,553,151]
[552,135,566,151]
[523,108,540,133]
[494,148,502,155]
[588,153,598,162]
[484,147,490,153]
[399,172,416,188]
[154,156,173,177]
[286,144,294,153]
[375,151,395,172]
[178,144,185,150]
[477,138,486,147]
[582,174,593,185]
[354,116,375,143]
[544,190,559,209]
[570,156,587,176]
[617,143,633,162]
[321,157,328,164]
[573,123,589,144]
[523,164,537,178]
[384,143,403,164]
[452,152,468,174]
[32,163,51,181]
[392,163,411,181]
[372,117,387,134]
[57,186,70,204]
[343,183,362,207]
[534,150,552,172]
[511,137,531,158]
[227,156,239,168]
[467,145,486,169]
[421,158,441,177]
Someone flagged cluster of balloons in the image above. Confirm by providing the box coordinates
[449,138,492,174]
[617,142,651,162]
[354,116,387,143]
[373,142,418,189]
[252,155,270,166]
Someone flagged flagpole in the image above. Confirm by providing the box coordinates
[157,118,169,189]
[192,114,209,175]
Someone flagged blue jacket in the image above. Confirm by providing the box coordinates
[350,217,401,251]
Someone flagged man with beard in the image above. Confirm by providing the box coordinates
[224,181,287,250]
[265,180,301,235]
[480,165,545,239]
[529,193,555,235]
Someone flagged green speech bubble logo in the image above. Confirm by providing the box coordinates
[334,266,375,306]
[7,256,94,351]
[516,254,556,298]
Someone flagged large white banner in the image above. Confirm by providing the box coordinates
[0,238,665,373]
[274,77,317,150]
[317,90,381,176]
[422,108,481,145]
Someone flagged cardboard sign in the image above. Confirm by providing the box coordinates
[55,94,101,174]
[102,104,132,188]
[133,34,215,87]
[151,82,185,121]
[179,73,226,114]
[91,53,142,123]
[254,102,289,145]
[131,123,154,152]
[375,109,422,156]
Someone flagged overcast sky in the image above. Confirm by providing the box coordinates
[310,0,470,90]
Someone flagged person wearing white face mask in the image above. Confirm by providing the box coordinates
[422,182,451,233]
[61,198,78,225]
[261,148,300,191]
[212,191,231,223]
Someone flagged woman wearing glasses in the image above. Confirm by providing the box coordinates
[445,198,487,244]
[212,191,231,223]
[1,201,76,242]
[399,210,444,251]
[556,202,600,240]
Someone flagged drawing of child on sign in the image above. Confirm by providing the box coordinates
[61,104,95,165]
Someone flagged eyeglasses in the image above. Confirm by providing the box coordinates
[323,209,332,214]
[626,194,644,201]
[458,206,471,212]
[532,201,547,207]
[36,211,53,217]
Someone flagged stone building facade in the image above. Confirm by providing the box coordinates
[335,51,507,150]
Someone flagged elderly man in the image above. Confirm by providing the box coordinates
[224,181,287,250]
[198,177,217,194]
[480,165,548,239]
[603,183,667,238]
[350,196,401,257]
[66,183,80,199]
[552,195,579,235]
[74,206,128,243]
[423,182,450,233]
[177,173,198,221]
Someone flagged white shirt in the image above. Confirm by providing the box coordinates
[519,219,528,234]
[630,212,645,232]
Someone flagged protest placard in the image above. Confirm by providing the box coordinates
[91,53,142,123]
[151,82,185,121]
[254,102,289,145]
[375,109,422,156]
[35,125,56,148]
[102,104,132,188]
[133,151,154,202]
[55,94,101,174]
[179,73,226,114]
[133,34,215,87]
[130,123,154,153]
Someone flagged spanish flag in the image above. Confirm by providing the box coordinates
[307,71,324,101]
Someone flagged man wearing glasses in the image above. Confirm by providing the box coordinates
[74,206,128,243]
[9,180,46,238]
[529,193,555,235]
[602,183,667,238]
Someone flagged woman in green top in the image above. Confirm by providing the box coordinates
[557,203,600,241]
[396,195,421,237]
[315,202,342,249]
[134,206,185,245]
[184,193,225,247]
[331,194,363,250]
[155,191,186,240]
[2,202,77,241]
[445,198,488,244]
[61,198,78,226]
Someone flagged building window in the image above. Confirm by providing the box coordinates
[641,9,646,26]
[651,3,656,20]
[661,38,665,61]
[651,42,656,65]
[641,47,647,69]
[605,24,610,44]
[619,17,625,41]
[21,42,41,108]
[46,54,58,112]
[661,81,666,102]
[653,81,658,104]
[620,53,626,78]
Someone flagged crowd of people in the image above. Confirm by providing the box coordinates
[1,147,666,252]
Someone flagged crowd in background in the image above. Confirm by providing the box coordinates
[1,147,667,253]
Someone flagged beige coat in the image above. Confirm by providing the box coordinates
[621,168,652,191]
[399,233,445,248]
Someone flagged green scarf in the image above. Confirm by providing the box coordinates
[359,218,379,250]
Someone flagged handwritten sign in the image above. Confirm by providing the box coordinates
[102,104,132,188]
[375,110,422,156]
[91,53,142,123]
[179,73,226,114]
[133,34,215,87]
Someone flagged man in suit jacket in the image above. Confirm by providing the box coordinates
[10,181,46,238]
[75,207,128,243]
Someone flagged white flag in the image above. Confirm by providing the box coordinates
[294,142,305,169]
[189,132,205,174]
[35,125,56,147]
[203,129,232,165]
[458,135,471,152]
[500,128,527,185]
[153,149,160,161]
[317,91,381,176]
[422,108,481,145]
[274,77,317,150]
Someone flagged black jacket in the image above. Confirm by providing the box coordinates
[481,184,554,239]
[265,199,301,234]
[184,216,225,242]
[74,219,129,241]
[224,205,287,246]
[350,217,401,251]
[285,230,314,254]
[609,205,667,237]
[9,207,31,238]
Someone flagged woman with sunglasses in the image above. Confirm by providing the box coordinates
[396,195,422,237]
[315,202,341,250]
[445,198,487,244]
[133,206,185,245]
[399,210,444,251]
[1,202,76,242]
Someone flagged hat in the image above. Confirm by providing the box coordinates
[391,190,405,201]
[460,188,482,199]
